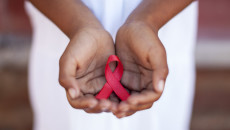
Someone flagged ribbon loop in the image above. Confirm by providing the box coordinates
[96,55,130,101]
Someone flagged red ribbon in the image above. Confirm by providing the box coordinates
[96,55,130,101]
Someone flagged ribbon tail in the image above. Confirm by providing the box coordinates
[107,79,130,101]
[96,82,113,99]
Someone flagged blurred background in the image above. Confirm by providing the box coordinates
[0,0,229,129]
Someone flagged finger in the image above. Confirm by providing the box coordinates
[84,99,113,113]
[148,44,168,93]
[84,108,101,113]
[66,92,98,109]
[98,99,113,112]
[125,111,136,117]
[115,111,136,118]
[113,101,128,115]
[127,103,153,112]
[126,90,160,105]
[152,69,167,93]
[118,100,153,112]
[110,101,119,114]
[59,52,80,99]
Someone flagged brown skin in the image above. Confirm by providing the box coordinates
[29,0,194,117]
[60,27,117,113]
[114,21,168,118]
[29,0,117,113]
[113,0,194,118]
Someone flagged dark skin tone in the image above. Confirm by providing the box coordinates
[113,0,194,118]
[29,0,194,118]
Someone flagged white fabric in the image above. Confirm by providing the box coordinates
[25,0,198,130]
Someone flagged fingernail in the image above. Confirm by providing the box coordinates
[157,80,164,92]
[68,88,77,99]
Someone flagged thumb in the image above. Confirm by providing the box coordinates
[152,68,168,94]
[59,53,80,99]
[149,45,168,94]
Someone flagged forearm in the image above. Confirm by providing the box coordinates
[29,0,102,38]
[126,0,194,32]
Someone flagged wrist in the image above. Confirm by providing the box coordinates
[124,19,159,34]
[68,20,103,39]
[64,0,103,39]
[69,25,112,48]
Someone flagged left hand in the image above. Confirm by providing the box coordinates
[113,21,169,118]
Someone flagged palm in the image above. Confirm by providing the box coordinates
[117,51,153,92]
[115,23,160,92]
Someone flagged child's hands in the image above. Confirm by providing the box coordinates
[114,21,168,118]
[59,27,117,113]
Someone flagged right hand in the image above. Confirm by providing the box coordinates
[59,27,117,113]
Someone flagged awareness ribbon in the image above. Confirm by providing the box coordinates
[96,55,130,101]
